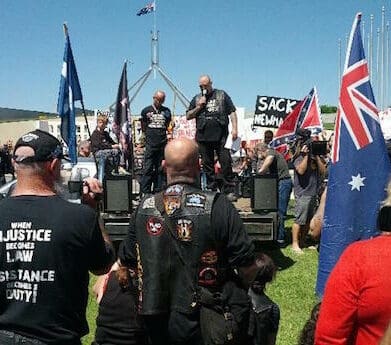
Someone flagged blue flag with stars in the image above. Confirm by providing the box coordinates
[316,13,391,296]
[57,30,83,164]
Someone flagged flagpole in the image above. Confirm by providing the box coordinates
[381,6,385,110]
[338,38,342,90]
[153,0,157,79]
[370,14,374,78]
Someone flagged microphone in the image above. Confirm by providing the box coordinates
[201,88,207,97]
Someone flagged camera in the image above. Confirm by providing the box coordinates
[295,128,328,156]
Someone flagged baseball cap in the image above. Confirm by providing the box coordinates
[13,129,65,163]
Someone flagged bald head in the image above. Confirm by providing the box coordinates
[164,138,199,184]
[153,90,166,107]
[199,75,213,94]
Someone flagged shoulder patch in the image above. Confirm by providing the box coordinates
[185,193,206,208]
[142,196,155,209]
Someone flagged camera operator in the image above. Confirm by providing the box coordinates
[291,139,326,254]
[0,129,114,344]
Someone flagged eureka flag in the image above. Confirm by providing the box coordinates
[316,13,391,296]
[137,2,155,16]
[57,28,83,164]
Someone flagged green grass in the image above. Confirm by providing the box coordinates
[82,208,319,345]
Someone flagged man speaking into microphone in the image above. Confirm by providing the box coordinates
[186,75,238,201]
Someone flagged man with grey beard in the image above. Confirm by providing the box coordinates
[0,129,114,345]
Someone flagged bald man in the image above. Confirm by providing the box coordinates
[119,137,255,345]
[186,75,238,201]
[140,90,172,194]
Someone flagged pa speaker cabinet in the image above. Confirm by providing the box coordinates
[241,212,277,241]
[251,175,278,212]
[103,175,132,214]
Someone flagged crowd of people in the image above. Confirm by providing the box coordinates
[1,74,391,345]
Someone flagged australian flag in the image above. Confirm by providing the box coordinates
[57,26,83,164]
[113,62,132,170]
[137,2,155,16]
[269,87,322,157]
[316,13,391,296]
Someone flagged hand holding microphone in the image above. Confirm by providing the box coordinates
[197,87,208,108]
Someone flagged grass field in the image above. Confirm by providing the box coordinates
[82,209,320,345]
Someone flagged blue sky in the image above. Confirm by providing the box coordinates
[0,0,389,115]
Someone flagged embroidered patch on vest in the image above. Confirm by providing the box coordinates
[185,193,206,208]
[142,196,155,209]
[163,184,183,215]
[146,216,164,236]
[200,250,218,264]
[164,184,184,195]
[163,195,182,215]
[199,250,218,286]
[176,219,193,241]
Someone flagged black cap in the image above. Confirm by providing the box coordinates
[13,129,64,163]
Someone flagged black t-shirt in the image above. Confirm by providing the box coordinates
[188,89,236,142]
[95,271,147,345]
[0,195,114,344]
[141,105,171,148]
[90,129,116,153]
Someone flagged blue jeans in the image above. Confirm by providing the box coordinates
[278,178,293,241]
[95,149,120,182]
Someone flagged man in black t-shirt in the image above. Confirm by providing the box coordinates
[0,130,114,345]
[257,143,293,246]
[186,75,238,201]
[140,90,172,194]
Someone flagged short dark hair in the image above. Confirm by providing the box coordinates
[253,253,277,286]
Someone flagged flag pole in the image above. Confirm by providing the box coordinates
[63,22,98,171]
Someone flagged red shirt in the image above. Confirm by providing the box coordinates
[315,236,391,345]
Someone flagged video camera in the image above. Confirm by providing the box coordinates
[296,128,328,156]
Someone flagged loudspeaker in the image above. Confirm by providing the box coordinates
[242,212,278,241]
[251,176,278,212]
[103,175,132,214]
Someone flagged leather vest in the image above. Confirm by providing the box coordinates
[135,184,223,315]
[195,89,228,131]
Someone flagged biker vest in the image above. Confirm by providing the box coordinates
[135,184,224,315]
[195,89,228,130]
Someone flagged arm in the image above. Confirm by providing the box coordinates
[315,155,327,176]
[309,187,327,240]
[92,261,120,303]
[229,111,238,141]
[294,145,310,175]
[315,245,360,344]
[90,130,99,152]
[212,194,255,287]
[106,132,120,149]
[186,96,205,120]
[224,92,238,140]
[88,215,115,276]
[118,213,138,268]
[258,155,274,174]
